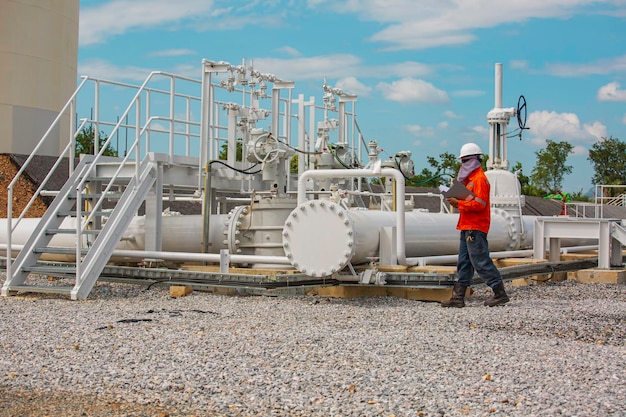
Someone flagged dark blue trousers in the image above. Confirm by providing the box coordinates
[457,230,503,289]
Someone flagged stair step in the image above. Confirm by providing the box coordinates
[46,228,101,235]
[33,247,88,255]
[56,210,109,217]
[22,265,77,275]
[6,285,74,296]
[87,176,131,183]
[67,193,122,200]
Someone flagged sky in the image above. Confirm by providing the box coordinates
[77,0,626,194]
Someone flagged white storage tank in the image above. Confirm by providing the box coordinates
[0,0,79,155]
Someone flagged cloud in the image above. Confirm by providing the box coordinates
[77,54,439,87]
[335,77,372,97]
[276,46,302,57]
[405,124,435,138]
[526,110,607,145]
[597,82,626,101]
[543,54,626,77]
[471,126,489,135]
[148,49,197,57]
[312,0,622,51]
[80,0,626,53]
[79,0,216,46]
[252,55,439,82]
[78,58,153,81]
[572,145,588,157]
[444,110,463,119]
[376,78,449,104]
[253,54,363,80]
[509,60,529,70]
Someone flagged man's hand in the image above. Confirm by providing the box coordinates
[446,197,459,208]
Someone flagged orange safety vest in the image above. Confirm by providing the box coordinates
[456,168,491,234]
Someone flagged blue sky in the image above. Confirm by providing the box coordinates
[77,0,626,194]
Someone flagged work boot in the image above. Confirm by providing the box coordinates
[441,284,467,308]
[484,283,510,307]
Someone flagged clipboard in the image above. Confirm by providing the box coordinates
[442,180,475,201]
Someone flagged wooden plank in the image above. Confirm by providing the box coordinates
[575,268,626,284]
[310,285,466,302]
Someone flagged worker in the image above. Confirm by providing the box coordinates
[441,142,510,308]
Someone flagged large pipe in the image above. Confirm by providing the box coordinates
[0,214,230,261]
[296,166,522,269]
[282,199,536,277]
[297,166,421,265]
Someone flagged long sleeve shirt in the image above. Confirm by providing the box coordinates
[456,168,491,234]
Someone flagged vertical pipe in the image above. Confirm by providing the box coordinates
[227,108,237,167]
[495,63,503,109]
[200,64,210,179]
[202,162,212,254]
[308,97,315,170]
[338,100,345,144]
[296,94,306,176]
[271,87,280,139]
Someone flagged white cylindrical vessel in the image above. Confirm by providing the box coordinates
[282,200,536,277]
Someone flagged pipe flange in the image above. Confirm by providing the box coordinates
[282,200,355,277]
[224,205,250,255]
[492,207,520,250]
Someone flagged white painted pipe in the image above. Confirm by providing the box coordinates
[296,166,529,268]
[495,63,503,109]
[282,199,536,277]
[0,214,230,260]
[297,166,419,265]
[0,244,291,266]
[412,245,599,266]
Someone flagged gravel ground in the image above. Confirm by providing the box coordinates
[0,275,624,417]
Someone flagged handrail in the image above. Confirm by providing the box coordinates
[6,70,205,279]
[72,71,199,229]
[6,77,91,279]
[594,184,626,217]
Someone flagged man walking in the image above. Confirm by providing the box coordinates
[441,142,510,308]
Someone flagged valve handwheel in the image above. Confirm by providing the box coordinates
[517,95,528,130]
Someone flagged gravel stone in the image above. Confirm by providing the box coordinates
[0,274,624,416]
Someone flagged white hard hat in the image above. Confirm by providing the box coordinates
[458,142,483,159]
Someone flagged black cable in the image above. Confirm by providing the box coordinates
[208,159,262,175]
[405,172,453,186]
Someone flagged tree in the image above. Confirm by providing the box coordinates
[219,140,243,161]
[410,152,460,187]
[530,139,573,194]
[588,136,626,193]
[75,125,117,157]
[510,161,541,196]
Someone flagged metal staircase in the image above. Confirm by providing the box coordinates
[611,222,626,247]
[2,155,158,300]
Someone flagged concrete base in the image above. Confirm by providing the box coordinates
[575,268,626,284]
[312,285,465,302]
